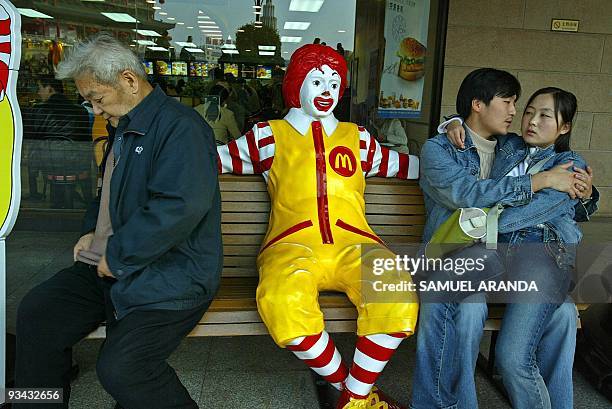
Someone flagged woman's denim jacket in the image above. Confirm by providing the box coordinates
[420,131,598,245]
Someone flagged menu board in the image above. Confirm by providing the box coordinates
[155,61,171,76]
[256,65,272,79]
[224,63,238,77]
[143,61,154,75]
[189,62,209,77]
[172,61,188,76]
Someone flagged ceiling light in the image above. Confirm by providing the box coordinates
[284,21,311,30]
[176,42,197,47]
[134,39,156,46]
[147,46,168,51]
[202,30,222,33]
[101,12,139,22]
[245,49,252,51]
[176,22,184,25]
[222,49,239,54]
[152,6,161,9]
[166,17,175,20]
[258,45,276,50]
[254,11,262,15]
[18,8,54,18]
[252,5,261,8]
[146,0,155,3]
[221,43,236,49]
[337,30,346,33]
[187,26,194,29]
[289,0,324,12]
[199,21,216,24]
[259,51,275,56]
[133,29,161,36]
[185,48,205,53]
[198,15,210,19]
[159,11,167,15]
[237,29,245,32]
[281,36,302,43]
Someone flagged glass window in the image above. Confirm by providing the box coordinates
[14,0,357,211]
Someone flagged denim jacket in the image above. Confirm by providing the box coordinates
[420,132,532,242]
[493,138,587,245]
[420,130,596,244]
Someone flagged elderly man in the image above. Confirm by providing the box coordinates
[15,34,221,409]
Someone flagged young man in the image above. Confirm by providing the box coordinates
[411,68,593,409]
[15,34,222,409]
[217,44,419,409]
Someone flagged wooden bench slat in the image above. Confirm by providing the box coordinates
[223,235,266,245]
[365,184,423,195]
[367,215,426,225]
[223,245,261,255]
[366,204,425,215]
[223,202,271,212]
[365,194,424,205]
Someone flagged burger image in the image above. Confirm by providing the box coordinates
[397,37,426,81]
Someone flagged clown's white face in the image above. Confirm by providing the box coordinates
[299,64,341,118]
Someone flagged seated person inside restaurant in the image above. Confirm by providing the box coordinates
[23,74,91,200]
[195,84,241,144]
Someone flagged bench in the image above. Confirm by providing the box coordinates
[87,174,427,337]
[84,174,588,402]
[87,174,586,339]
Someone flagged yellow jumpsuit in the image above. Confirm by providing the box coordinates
[256,119,418,347]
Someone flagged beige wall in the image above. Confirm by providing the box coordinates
[441,0,612,214]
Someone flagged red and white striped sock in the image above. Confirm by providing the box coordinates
[287,331,348,390]
[345,333,406,399]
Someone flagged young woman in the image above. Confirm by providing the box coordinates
[445,87,594,408]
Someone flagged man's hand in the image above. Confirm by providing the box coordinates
[446,120,466,149]
[97,255,115,279]
[73,232,94,261]
[574,165,593,199]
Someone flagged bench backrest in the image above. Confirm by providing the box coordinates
[220,175,425,278]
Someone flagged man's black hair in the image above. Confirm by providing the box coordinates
[456,68,521,119]
[36,74,64,94]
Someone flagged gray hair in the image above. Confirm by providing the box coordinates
[56,33,146,84]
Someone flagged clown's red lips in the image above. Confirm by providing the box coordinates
[314,97,334,111]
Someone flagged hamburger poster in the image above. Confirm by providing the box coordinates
[378,0,430,118]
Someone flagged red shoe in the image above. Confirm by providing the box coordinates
[336,389,368,409]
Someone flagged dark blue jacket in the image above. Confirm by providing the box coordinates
[82,86,222,319]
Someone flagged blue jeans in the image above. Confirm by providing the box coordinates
[495,228,577,409]
[411,229,576,409]
[411,294,487,409]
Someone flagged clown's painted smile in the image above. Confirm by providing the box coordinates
[314,96,334,112]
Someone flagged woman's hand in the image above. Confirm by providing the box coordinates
[533,162,589,199]
[573,165,593,199]
[445,120,466,149]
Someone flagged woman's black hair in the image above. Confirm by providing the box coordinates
[523,87,577,152]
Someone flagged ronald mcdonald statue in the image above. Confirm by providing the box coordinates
[218,44,419,409]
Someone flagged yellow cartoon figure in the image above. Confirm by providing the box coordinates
[218,44,419,409]
[0,0,21,238]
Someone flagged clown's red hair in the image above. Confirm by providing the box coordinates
[282,44,348,109]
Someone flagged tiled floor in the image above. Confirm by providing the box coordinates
[4,218,612,408]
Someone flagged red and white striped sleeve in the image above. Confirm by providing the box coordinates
[217,121,275,179]
[0,10,11,101]
[358,125,419,180]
